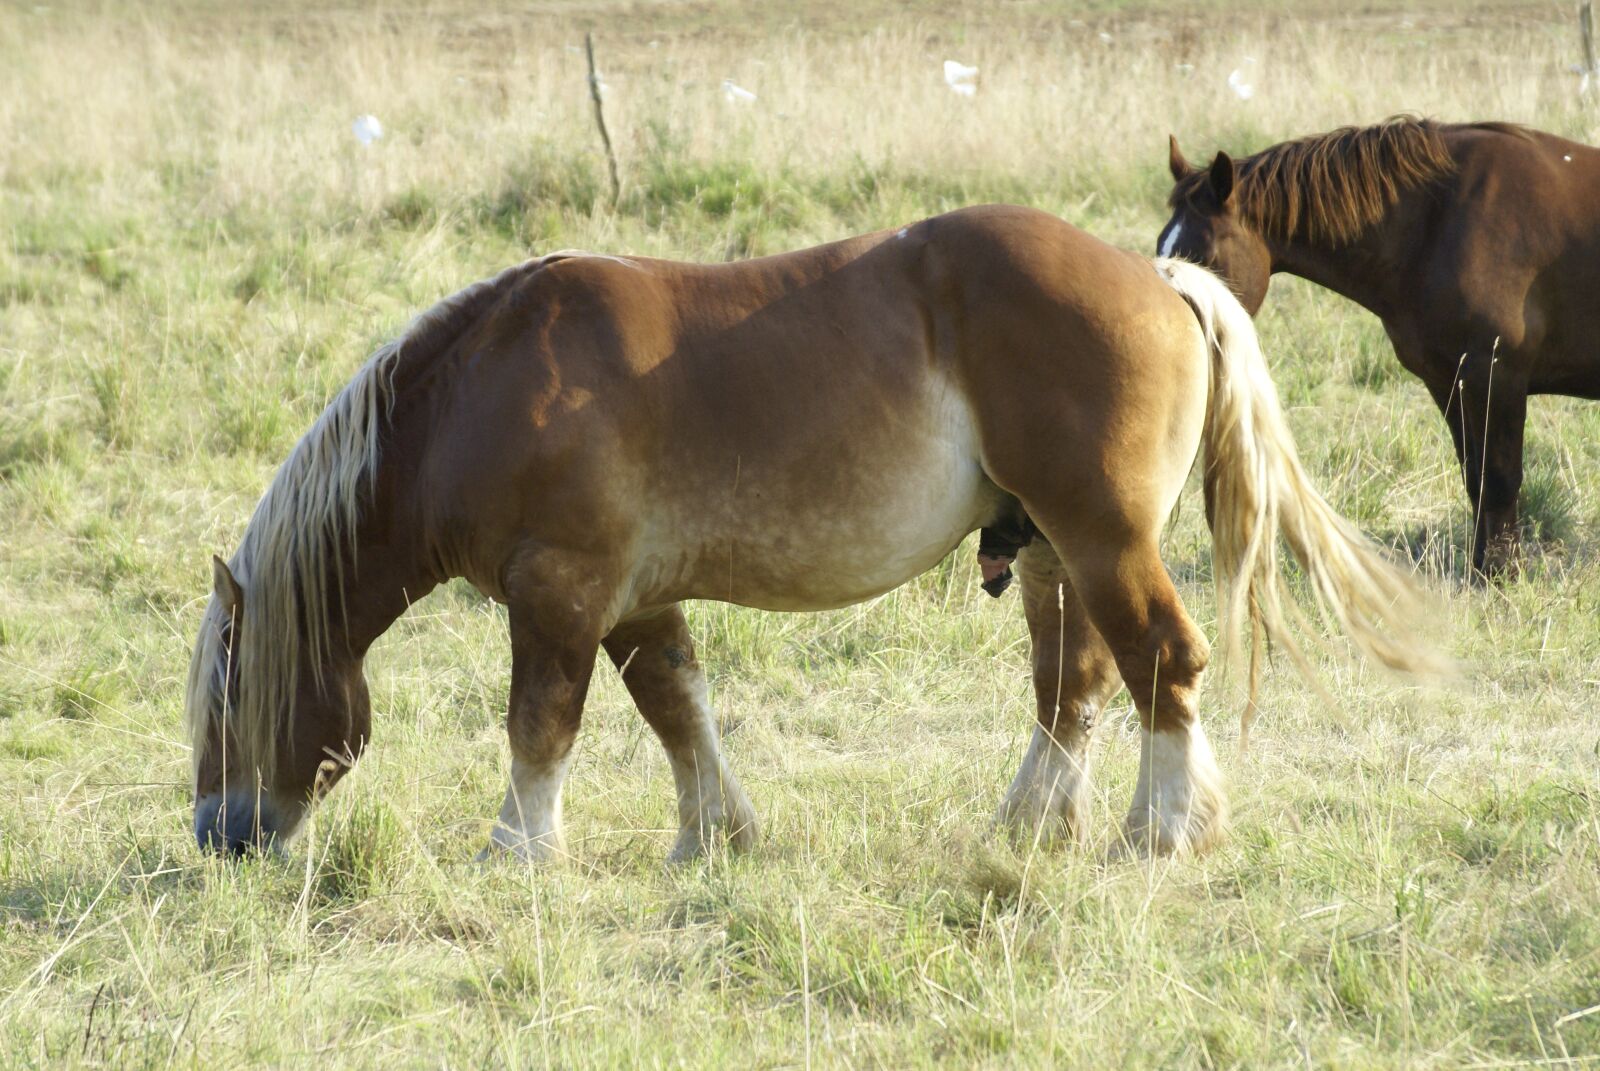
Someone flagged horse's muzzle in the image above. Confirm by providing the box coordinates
[194,793,281,856]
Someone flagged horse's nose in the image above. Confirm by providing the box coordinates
[194,794,270,856]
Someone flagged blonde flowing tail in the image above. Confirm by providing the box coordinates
[1154,258,1450,729]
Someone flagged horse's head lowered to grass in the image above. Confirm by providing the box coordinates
[184,345,401,855]
[185,266,524,856]
[188,553,373,854]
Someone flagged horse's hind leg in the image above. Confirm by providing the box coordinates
[1072,534,1224,855]
[603,607,757,863]
[994,540,1121,845]
[1005,484,1223,852]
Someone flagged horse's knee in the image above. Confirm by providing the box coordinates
[507,697,581,765]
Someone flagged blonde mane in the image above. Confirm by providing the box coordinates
[186,258,551,785]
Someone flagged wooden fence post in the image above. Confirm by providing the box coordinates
[1582,2,1598,99]
[585,32,622,206]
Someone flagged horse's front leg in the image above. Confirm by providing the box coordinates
[993,541,1121,846]
[1435,354,1528,578]
[603,607,758,864]
[479,568,611,864]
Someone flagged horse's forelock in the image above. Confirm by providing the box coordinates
[184,593,230,780]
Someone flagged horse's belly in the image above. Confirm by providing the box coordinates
[729,453,1001,612]
[647,391,1007,613]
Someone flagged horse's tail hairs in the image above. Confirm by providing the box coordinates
[1155,257,1455,733]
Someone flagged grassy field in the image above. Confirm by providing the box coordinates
[4,0,1600,1066]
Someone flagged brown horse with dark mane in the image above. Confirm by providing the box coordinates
[186,205,1442,865]
[1161,116,1600,575]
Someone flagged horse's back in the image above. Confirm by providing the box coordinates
[448,205,1188,443]
[1432,126,1600,378]
[1447,125,1600,234]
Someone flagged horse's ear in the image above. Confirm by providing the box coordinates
[1168,134,1192,181]
[1209,152,1236,205]
[212,555,243,622]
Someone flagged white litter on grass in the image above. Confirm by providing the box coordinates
[1574,62,1598,99]
[1097,32,1113,44]
[1227,58,1257,101]
[722,79,757,103]
[943,59,978,97]
[351,114,384,145]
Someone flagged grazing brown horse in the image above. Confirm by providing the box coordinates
[187,205,1440,865]
[1160,117,1600,575]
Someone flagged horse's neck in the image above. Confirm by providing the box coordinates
[1264,194,1425,322]
[332,456,442,662]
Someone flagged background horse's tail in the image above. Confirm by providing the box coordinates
[1153,257,1450,711]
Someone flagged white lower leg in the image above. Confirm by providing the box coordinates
[1124,721,1227,856]
[662,686,757,862]
[994,723,1092,844]
[481,752,572,862]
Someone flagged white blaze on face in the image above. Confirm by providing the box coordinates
[1159,219,1185,258]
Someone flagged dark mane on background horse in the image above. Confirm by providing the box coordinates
[184,258,545,785]
[1171,117,1523,247]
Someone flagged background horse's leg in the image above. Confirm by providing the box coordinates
[603,608,758,863]
[1422,349,1528,577]
[993,539,1120,846]
[1456,354,1528,577]
[481,598,604,863]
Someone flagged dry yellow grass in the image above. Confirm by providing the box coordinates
[5,2,1593,245]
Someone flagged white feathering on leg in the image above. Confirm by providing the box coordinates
[1125,721,1227,856]
[995,723,1093,844]
[482,753,571,863]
